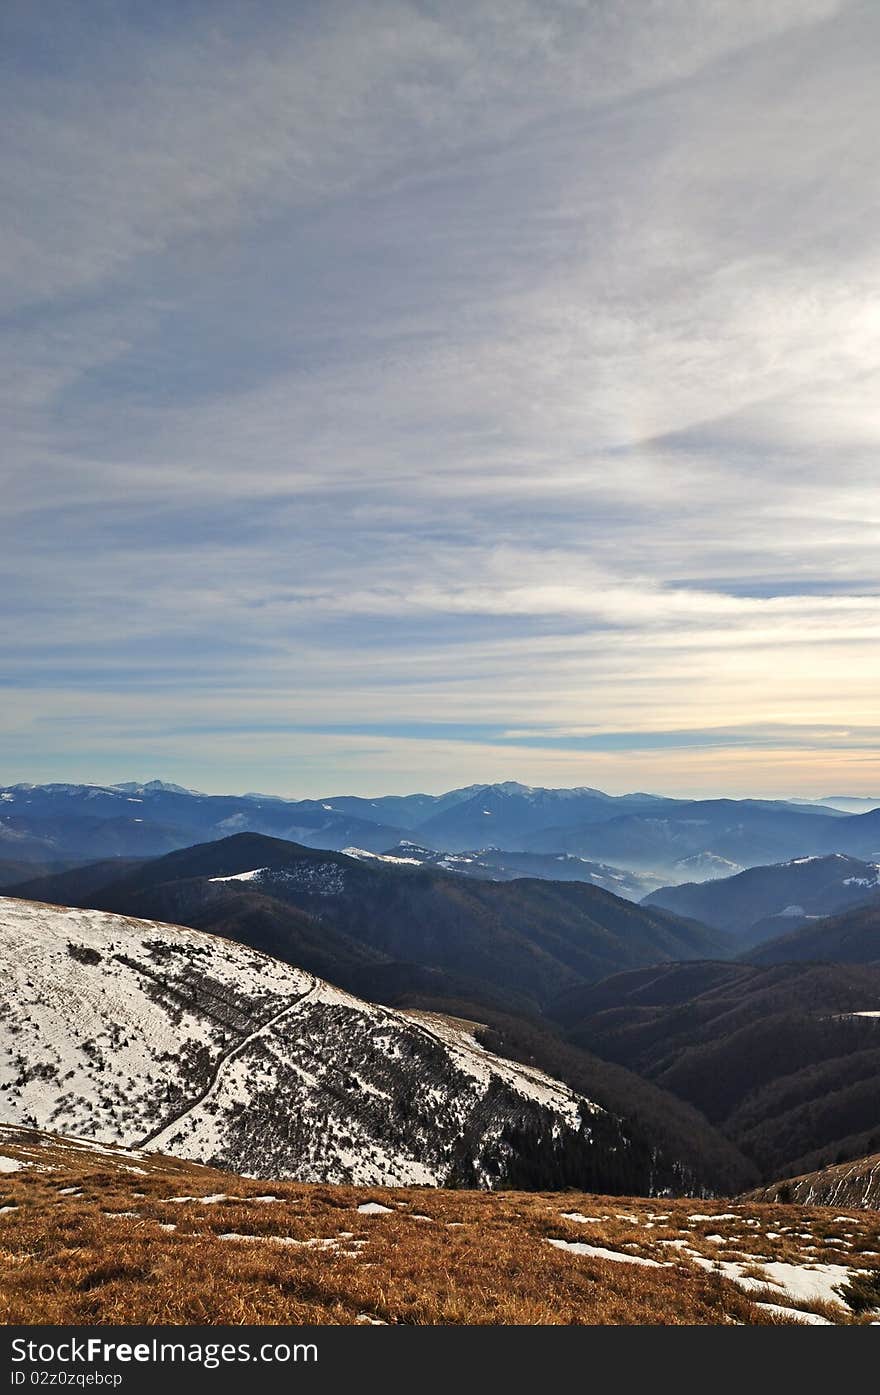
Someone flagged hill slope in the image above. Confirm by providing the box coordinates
[746,1152,880,1210]
[750,901,880,966]
[343,843,659,900]
[11,833,730,1010]
[550,961,880,1181]
[644,854,880,947]
[0,895,640,1190]
[2,1125,878,1326]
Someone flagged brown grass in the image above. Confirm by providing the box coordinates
[1,1132,879,1326]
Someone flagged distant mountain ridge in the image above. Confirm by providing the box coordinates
[801,796,880,815]
[5,779,878,887]
[409,784,683,852]
[524,799,874,880]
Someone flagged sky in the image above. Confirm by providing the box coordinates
[3,0,880,799]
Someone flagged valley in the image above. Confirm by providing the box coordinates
[2,777,879,1327]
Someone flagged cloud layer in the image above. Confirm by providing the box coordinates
[3,0,879,796]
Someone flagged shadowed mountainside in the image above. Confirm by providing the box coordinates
[10,832,730,1012]
[550,961,880,1181]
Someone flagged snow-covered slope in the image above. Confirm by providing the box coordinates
[0,897,605,1187]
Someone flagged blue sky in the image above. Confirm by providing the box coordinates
[3,0,880,798]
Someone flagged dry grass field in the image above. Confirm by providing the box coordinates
[2,1127,879,1326]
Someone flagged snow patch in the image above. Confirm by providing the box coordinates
[545,1238,669,1268]
[755,1303,832,1325]
[688,1213,739,1223]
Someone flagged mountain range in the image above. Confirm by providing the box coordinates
[5,779,880,887]
[4,776,880,1204]
[9,824,880,1190]
[528,801,880,878]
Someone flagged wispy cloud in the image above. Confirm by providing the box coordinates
[3,1,878,796]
